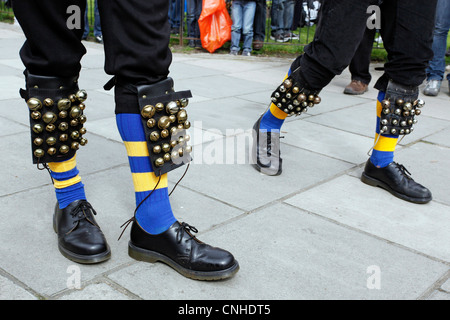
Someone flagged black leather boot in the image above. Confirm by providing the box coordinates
[361,159,432,204]
[53,200,111,264]
[251,115,283,176]
[128,220,239,281]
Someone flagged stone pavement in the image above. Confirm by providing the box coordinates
[0,22,449,300]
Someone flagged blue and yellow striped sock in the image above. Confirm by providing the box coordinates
[116,113,176,235]
[259,73,289,132]
[48,156,86,209]
[370,91,399,168]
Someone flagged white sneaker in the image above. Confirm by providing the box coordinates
[423,79,441,96]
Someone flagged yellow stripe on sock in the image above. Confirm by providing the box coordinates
[270,103,288,120]
[376,99,383,118]
[53,175,82,189]
[131,172,168,192]
[48,156,77,173]
[373,133,398,152]
[124,141,150,157]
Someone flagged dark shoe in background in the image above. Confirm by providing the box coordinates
[344,80,369,95]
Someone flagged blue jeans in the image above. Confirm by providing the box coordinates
[231,0,257,53]
[186,0,202,39]
[270,0,295,35]
[426,0,450,81]
[169,0,181,29]
[83,0,101,38]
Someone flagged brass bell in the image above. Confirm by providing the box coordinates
[163,153,171,162]
[59,134,68,142]
[166,101,179,114]
[396,99,404,106]
[394,109,401,115]
[70,106,82,119]
[32,124,44,134]
[391,128,397,134]
[158,116,171,130]
[76,89,88,102]
[404,102,412,111]
[150,131,160,142]
[33,138,44,146]
[162,143,170,153]
[79,115,87,124]
[147,118,156,128]
[42,112,57,124]
[27,98,42,111]
[69,94,77,102]
[184,121,191,129]
[415,109,421,116]
[283,79,292,89]
[71,142,80,150]
[382,108,390,115]
[57,98,71,111]
[59,145,70,154]
[185,145,193,153]
[380,119,388,126]
[380,126,388,133]
[170,127,178,135]
[155,103,164,112]
[153,145,162,154]
[47,147,57,156]
[171,150,179,159]
[381,100,390,108]
[45,137,56,146]
[70,119,79,126]
[79,138,88,146]
[45,124,56,132]
[417,99,425,108]
[71,131,80,139]
[178,136,185,144]
[298,93,306,102]
[286,93,292,99]
[308,95,315,101]
[177,124,184,130]
[31,111,41,120]
[34,149,45,158]
[79,103,86,111]
[59,111,68,119]
[169,115,176,123]
[177,109,187,123]
[179,98,189,108]
[141,105,156,118]
[58,122,69,131]
[400,121,407,127]
[170,140,177,148]
[184,135,190,142]
[155,158,164,167]
[292,87,299,94]
[279,85,286,93]
[313,96,321,105]
[43,98,54,107]
[79,127,87,135]
[160,129,169,139]
[178,148,184,157]
[392,119,398,125]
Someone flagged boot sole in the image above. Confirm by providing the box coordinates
[361,172,431,204]
[128,241,240,281]
[53,216,111,264]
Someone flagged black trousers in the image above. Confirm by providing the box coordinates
[293,0,437,91]
[349,27,377,85]
[13,0,172,114]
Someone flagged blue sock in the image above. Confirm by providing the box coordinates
[370,91,399,168]
[116,113,176,235]
[48,157,86,209]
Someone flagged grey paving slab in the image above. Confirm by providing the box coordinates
[423,127,450,148]
[281,119,375,164]
[284,174,450,263]
[108,203,448,300]
[178,137,354,212]
[0,275,38,300]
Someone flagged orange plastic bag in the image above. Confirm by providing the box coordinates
[198,0,232,53]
